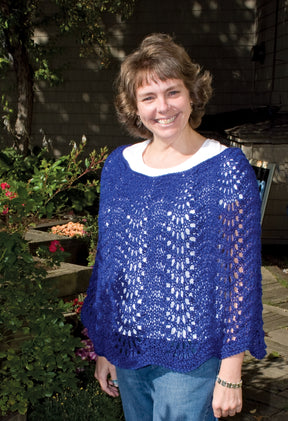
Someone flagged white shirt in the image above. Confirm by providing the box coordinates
[123,138,227,176]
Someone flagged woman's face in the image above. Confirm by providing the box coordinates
[135,77,192,143]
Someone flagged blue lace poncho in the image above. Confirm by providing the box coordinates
[82,146,266,372]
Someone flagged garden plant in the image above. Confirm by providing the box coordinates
[0,139,108,416]
[28,296,125,420]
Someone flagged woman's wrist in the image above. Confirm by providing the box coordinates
[216,375,242,389]
[217,352,244,383]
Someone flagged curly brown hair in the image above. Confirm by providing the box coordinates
[114,33,213,139]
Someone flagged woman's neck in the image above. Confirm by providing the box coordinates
[142,130,206,169]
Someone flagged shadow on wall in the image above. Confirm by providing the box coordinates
[0,0,257,156]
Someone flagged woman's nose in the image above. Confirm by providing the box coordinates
[157,96,170,113]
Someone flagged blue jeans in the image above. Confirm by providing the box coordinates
[116,358,219,421]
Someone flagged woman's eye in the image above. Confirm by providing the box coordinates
[169,90,179,96]
[142,96,153,102]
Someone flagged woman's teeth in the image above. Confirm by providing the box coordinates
[157,116,176,125]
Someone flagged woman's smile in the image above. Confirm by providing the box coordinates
[155,114,178,125]
[136,78,192,142]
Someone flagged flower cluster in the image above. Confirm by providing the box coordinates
[76,328,97,362]
[1,182,10,190]
[1,182,17,215]
[51,222,86,238]
[67,294,97,362]
[72,296,85,314]
[35,240,67,270]
[49,240,64,253]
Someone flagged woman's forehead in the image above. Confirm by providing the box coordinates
[137,78,183,93]
[135,70,181,89]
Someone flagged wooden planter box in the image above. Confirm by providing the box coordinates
[46,261,92,298]
[25,224,90,266]
[25,222,93,298]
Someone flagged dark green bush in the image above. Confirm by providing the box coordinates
[0,139,108,415]
[0,232,86,415]
[0,140,108,227]
[28,365,124,421]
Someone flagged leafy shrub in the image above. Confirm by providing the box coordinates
[79,215,99,266]
[0,140,108,232]
[0,139,108,415]
[29,385,123,421]
[28,365,124,421]
[0,146,45,182]
[0,232,86,415]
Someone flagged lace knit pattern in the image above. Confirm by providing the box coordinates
[81,146,266,372]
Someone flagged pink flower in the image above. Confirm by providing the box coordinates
[5,191,17,199]
[2,205,9,215]
[75,328,97,361]
[1,182,10,190]
[49,240,64,253]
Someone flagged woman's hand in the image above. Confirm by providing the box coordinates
[94,356,119,397]
[212,382,242,418]
[212,352,244,418]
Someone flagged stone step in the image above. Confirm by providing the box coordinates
[46,262,92,298]
[25,228,90,266]
[25,226,92,298]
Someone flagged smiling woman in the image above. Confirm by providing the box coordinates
[136,78,204,168]
[115,33,212,140]
[136,79,191,138]
[81,33,266,421]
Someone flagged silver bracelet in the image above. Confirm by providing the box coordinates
[216,375,242,389]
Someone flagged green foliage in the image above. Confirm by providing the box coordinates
[0,138,107,415]
[55,0,136,61]
[0,0,137,79]
[0,140,108,232]
[0,146,49,182]
[0,231,86,415]
[80,215,99,266]
[29,365,124,421]
[0,0,58,86]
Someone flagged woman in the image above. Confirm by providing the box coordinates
[82,33,266,420]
